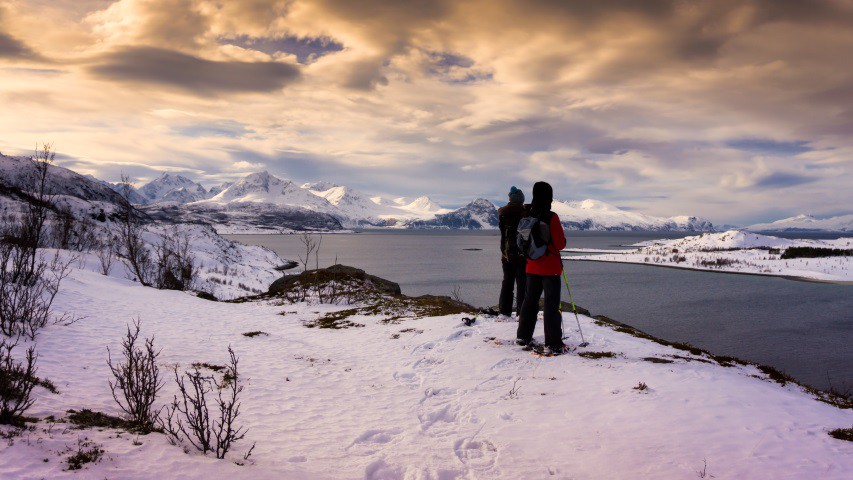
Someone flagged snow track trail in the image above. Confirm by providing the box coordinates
[0,268,850,479]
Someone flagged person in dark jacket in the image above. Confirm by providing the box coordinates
[516,181,569,354]
[498,186,527,318]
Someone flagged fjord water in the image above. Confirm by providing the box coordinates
[228,230,852,391]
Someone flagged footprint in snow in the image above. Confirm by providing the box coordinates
[363,459,403,480]
[490,358,521,371]
[421,386,457,402]
[413,357,444,370]
[417,403,462,436]
[454,437,498,471]
[347,428,403,456]
[445,329,473,341]
[392,371,420,387]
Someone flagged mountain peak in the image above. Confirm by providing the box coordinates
[139,172,207,204]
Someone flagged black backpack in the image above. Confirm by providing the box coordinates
[516,212,552,260]
[502,221,522,260]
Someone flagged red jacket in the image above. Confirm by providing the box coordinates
[525,212,566,276]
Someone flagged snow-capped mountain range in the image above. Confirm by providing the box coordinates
[551,199,714,232]
[747,214,853,232]
[1,152,716,232]
[131,170,714,232]
[195,171,450,228]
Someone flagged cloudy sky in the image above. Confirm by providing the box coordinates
[1,0,851,225]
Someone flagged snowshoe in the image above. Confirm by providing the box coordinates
[532,344,575,357]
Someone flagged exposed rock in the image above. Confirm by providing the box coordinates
[268,264,402,295]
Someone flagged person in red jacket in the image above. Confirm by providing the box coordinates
[516,181,568,354]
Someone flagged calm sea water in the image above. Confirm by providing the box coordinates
[227,230,852,391]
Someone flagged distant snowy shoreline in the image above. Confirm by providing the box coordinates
[563,230,853,283]
[567,256,853,285]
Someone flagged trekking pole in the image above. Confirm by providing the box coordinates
[561,264,589,347]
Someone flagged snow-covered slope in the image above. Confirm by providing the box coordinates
[302,181,339,191]
[748,214,853,232]
[138,173,208,204]
[552,199,714,231]
[309,185,399,224]
[206,182,233,199]
[394,196,448,217]
[84,175,149,205]
[161,184,208,203]
[2,265,850,478]
[1,154,126,206]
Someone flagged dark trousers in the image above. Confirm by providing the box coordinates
[499,259,526,316]
[517,274,562,348]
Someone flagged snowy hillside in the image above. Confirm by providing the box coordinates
[206,182,232,198]
[308,185,400,224]
[552,199,714,231]
[85,175,149,205]
[1,153,125,206]
[1,265,850,478]
[566,230,853,282]
[391,196,449,219]
[748,214,853,232]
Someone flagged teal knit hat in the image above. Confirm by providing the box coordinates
[508,186,524,203]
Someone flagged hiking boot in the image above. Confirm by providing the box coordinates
[545,344,572,356]
[515,338,533,346]
[496,314,511,322]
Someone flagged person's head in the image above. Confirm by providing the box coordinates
[508,186,524,204]
[531,181,553,213]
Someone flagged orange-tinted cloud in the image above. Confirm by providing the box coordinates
[0,0,851,224]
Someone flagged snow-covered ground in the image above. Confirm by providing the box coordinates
[565,230,853,283]
[1,261,851,479]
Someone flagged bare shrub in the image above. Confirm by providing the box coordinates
[116,174,153,286]
[0,339,38,425]
[65,437,104,470]
[152,228,199,291]
[107,319,163,430]
[45,202,100,253]
[450,284,464,303]
[0,144,73,339]
[0,238,72,339]
[297,233,319,272]
[97,236,115,276]
[50,204,76,250]
[159,346,249,459]
[314,235,322,269]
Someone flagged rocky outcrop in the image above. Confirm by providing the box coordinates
[268,264,402,295]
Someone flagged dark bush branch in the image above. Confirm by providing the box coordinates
[117,174,153,286]
[0,339,38,424]
[159,346,249,459]
[1,147,73,339]
[107,318,163,430]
